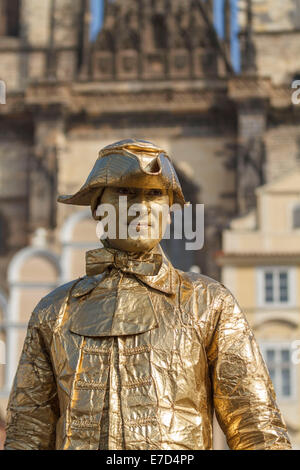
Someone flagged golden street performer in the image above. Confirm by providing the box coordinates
[4,139,292,450]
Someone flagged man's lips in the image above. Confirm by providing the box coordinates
[136,223,150,231]
[127,221,151,227]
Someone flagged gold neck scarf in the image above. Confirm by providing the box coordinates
[85,242,163,277]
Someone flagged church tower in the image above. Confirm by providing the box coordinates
[0,0,236,284]
[89,0,232,81]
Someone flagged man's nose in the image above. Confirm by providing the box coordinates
[135,192,151,212]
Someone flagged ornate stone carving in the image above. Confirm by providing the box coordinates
[91,0,225,80]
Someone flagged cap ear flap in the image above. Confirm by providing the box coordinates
[91,188,104,221]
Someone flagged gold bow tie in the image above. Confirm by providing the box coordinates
[86,246,163,277]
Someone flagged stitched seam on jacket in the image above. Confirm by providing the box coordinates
[124,417,158,426]
[71,420,99,429]
[75,380,108,390]
[83,347,111,354]
[122,345,151,356]
[123,377,152,389]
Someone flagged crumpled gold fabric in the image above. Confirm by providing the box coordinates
[4,244,292,450]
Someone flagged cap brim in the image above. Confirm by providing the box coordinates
[57,150,187,208]
[57,191,93,206]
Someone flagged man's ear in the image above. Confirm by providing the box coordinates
[93,201,104,221]
[91,188,104,221]
[91,200,101,220]
[93,207,100,220]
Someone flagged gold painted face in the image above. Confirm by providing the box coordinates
[97,186,171,252]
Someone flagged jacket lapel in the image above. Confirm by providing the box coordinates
[69,275,159,337]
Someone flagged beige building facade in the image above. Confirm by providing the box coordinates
[217,166,300,449]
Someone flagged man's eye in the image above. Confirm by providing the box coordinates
[148,189,163,196]
[117,188,135,195]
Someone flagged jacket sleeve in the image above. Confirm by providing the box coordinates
[4,308,59,450]
[207,288,292,450]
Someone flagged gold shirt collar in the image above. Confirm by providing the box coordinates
[72,243,176,298]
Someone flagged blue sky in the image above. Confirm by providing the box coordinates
[89,0,240,72]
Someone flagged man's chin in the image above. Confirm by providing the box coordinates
[105,237,160,253]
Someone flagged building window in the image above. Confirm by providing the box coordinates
[256,266,296,308]
[260,343,296,400]
[293,204,300,229]
[0,0,20,37]
[264,270,288,303]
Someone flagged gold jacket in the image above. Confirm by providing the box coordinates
[4,245,291,450]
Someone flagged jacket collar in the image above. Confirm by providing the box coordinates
[71,243,177,299]
[135,244,176,295]
[68,245,177,337]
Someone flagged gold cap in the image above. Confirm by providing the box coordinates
[57,139,187,209]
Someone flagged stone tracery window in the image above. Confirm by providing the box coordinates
[0,0,20,37]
